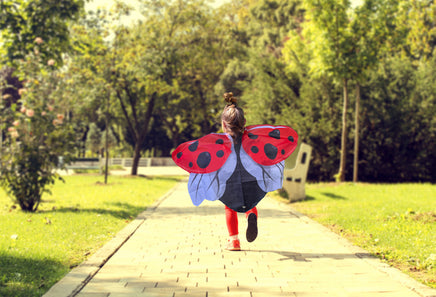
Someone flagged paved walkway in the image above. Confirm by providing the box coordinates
[44,180,436,297]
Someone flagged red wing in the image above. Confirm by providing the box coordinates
[172,133,232,173]
[242,125,298,166]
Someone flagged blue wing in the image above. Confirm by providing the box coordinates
[187,138,237,206]
[240,145,285,192]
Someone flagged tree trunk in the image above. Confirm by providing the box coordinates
[131,142,141,175]
[104,90,110,184]
[338,78,348,182]
[130,92,157,176]
[353,83,360,183]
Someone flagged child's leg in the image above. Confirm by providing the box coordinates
[246,206,258,242]
[246,206,258,218]
[225,206,241,251]
[225,205,238,237]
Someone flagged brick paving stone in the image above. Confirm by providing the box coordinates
[75,294,110,297]
[45,181,436,297]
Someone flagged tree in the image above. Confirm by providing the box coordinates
[302,0,357,182]
[137,0,241,149]
[86,123,102,156]
[0,0,85,64]
[217,0,304,126]
[0,49,77,212]
[101,128,117,153]
[359,55,435,182]
[348,0,395,182]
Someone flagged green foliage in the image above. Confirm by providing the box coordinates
[218,0,304,126]
[146,0,239,140]
[5,0,431,182]
[276,183,436,288]
[0,175,182,296]
[101,128,117,151]
[86,123,102,156]
[295,76,344,181]
[303,0,354,80]
[0,49,77,212]
[359,56,436,182]
[0,0,85,64]
[395,0,436,60]
[279,0,436,182]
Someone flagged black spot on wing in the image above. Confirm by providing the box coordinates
[189,141,199,152]
[197,151,211,169]
[268,129,280,139]
[251,146,259,154]
[288,136,294,142]
[189,162,193,168]
[177,152,183,158]
[264,143,278,160]
[216,139,224,145]
[248,133,258,139]
[216,150,224,158]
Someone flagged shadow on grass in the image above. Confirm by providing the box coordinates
[275,189,316,203]
[112,175,184,183]
[321,192,347,200]
[0,252,66,297]
[300,195,316,202]
[38,202,145,220]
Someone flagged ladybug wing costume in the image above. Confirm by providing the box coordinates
[172,125,298,212]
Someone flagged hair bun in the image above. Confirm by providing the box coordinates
[224,92,237,106]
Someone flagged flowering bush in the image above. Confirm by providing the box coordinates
[0,38,77,212]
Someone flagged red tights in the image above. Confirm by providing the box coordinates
[225,205,258,236]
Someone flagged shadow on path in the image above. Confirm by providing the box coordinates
[245,249,373,262]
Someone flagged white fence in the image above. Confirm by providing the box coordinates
[108,157,175,167]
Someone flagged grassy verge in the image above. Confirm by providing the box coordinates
[272,183,436,288]
[0,174,183,297]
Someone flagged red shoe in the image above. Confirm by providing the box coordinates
[226,238,241,251]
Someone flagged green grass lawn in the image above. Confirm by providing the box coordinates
[0,174,183,297]
[273,183,436,288]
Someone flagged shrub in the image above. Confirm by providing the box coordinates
[0,38,77,212]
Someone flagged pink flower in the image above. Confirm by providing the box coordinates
[26,109,34,117]
[20,106,26,113]
[47,59,55,66]
[11,131,19,138]
[34,37,43,44]
[8,127,16,132]
[53,119,59,126]
[18,88,27,96]
[13,120,20,126]
[2,94,11,100]
[47,105,54,112]
[41,111,47,116]
[57,114,64,120]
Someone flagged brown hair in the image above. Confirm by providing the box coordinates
[221,92,245,139]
